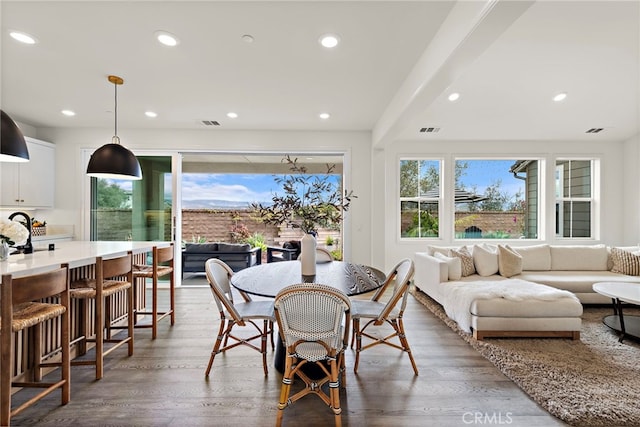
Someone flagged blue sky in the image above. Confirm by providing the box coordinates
[107,161,521,206]
[457,160,523,197]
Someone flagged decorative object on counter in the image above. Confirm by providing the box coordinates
[0,218,29,260]
[86,75,142,180]
[31,218,47,236]
[251,155,355,276]
[0,109,30,162]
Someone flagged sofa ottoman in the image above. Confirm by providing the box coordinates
[469,296,583,340]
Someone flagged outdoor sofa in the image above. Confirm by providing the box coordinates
[182,242,261,278]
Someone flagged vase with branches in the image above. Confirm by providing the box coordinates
[251,155,355,274]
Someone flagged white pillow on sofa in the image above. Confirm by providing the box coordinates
[472,243,499,276]
[434,252,462,280]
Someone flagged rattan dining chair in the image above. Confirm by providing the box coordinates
[69,252,135,380]
[297,247,334,262]
[204,258,275,377]
[351,258,418,375]
[1,266,70,426]
[132,243,175,339]
[274,283,351,427]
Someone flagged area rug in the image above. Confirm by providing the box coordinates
[411,287,640,427]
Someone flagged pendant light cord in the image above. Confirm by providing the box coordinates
[114,81,118,138]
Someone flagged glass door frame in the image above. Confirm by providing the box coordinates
[81,149,183,283]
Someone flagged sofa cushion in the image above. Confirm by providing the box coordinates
[434,252,462,281]
[550,245,608,271]
[449,246,476,277]
[610,247,640,276]
[511,244,551,271]
[184,243,218,252]
[217,242,251,252]
[427,245,452,257]
[473,243,499,276]
[498,245,523,278]
[517,270,640,294]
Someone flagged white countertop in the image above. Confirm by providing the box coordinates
[1,241,169,278]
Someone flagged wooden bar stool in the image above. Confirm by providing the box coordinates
[70,252,134,380]
[132,243,175,339]
[1,267,70,426]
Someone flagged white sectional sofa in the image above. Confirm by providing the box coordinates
[414,244,640,340]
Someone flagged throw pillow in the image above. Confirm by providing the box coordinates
[498,245,523,278]
[610,247,640,276]
[472,243,499,276]
[434,252,462,281]
[449,246,476,277]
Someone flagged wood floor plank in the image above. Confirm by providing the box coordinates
[10,284,567,426]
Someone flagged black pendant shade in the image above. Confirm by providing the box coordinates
[1,109,30,162]
[86,75,142,180]
[86,138,142,180]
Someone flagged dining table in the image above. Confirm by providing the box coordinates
[230,259,386,298]
[230,259,386,373]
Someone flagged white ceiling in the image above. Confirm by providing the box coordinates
[1,1,638,144]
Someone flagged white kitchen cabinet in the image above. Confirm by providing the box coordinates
[1,137,55,208]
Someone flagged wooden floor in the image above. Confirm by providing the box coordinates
[11,279,566,427]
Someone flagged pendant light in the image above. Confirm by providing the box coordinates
[86,75,142,180]
[1,109,30,162]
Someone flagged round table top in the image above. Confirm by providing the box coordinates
[593,282,640,305]
[230,260,386,298]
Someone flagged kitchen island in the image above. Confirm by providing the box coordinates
[1,241,173,385]
[1,240,169,277]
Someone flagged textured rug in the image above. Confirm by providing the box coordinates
[411,288,640,427]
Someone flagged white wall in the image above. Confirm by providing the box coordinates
[37,127,375,266]
[373,138,632,271]
[25,126,640,273]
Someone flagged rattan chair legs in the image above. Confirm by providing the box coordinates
[351,259,418,376]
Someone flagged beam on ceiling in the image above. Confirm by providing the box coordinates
[372,0,535,149]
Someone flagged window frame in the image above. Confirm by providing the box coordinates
[398,158,442,240]
[554,158,596,239]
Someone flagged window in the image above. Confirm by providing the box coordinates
[399,159,440,238]
[454,159,538,239]
[555,160,592,238]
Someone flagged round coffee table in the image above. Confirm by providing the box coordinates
[593,282,640,342]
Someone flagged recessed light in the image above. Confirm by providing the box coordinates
[61,110,75,117]
[319,113,330,120]
[9,31,37,45]
[155,31,179,47]
[145,111,158,118]
[319,34,340,48]
[553,92,567,102]
[448,92,460,102]
[227,112,238,119]
[241,34,254,44]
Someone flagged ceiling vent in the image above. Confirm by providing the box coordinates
[419,127,440,133]
[586,128,604,134]
[200,120,220,126]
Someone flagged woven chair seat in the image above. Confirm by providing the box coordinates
[132,264,173,278]
[351,300,400,320]
[5,302,66,332]
[69,278,131,299]
[233,301,276,320]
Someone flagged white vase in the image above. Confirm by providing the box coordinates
[300,233,317,276]
[0,241,10,261]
